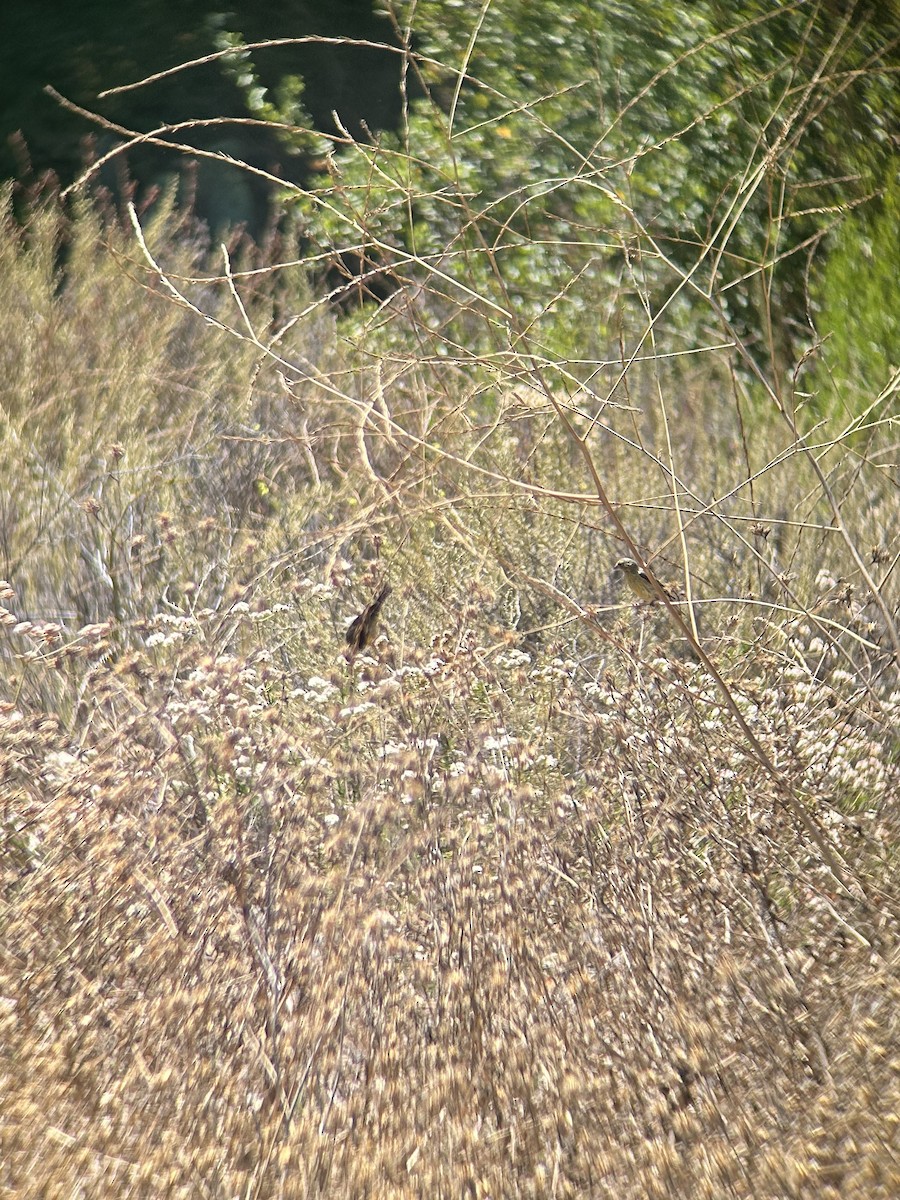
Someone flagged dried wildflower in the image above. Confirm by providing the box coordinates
[77,623,112,640]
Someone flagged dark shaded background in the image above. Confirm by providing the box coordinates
[0,1,408,232]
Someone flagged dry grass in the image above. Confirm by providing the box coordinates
[2,568,899,1197]
[2,59,900,1196]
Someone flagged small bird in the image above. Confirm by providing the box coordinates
[614,557,678,603]
[345,584,392,658]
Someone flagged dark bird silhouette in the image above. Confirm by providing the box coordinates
[345,585,392,659]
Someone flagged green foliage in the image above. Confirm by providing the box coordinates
[215,30,325,160]
[275,0,900,363]
[813,178,900,420]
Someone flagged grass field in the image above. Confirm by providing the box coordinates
[1,175,898,1198]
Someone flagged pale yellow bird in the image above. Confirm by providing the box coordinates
[614,557,678,603]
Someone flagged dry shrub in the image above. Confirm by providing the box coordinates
[1,105,899,1198]
[1,554,898,1197]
